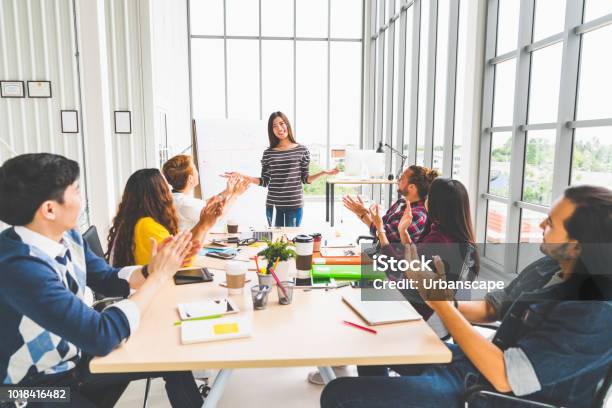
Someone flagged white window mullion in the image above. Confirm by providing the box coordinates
[406,0,421,165]
[393,4,408,177]
[551,0,585,200]
[502,0,535,275]
[441,0,460,177]
[475,0,499,244]
[422,0,438,168]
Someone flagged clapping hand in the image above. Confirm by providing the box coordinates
[369,203,384,232]
[343,195,368,218]
[148,231,194,280]
[398,202,414,243]
[403,243,454,304]
[199,194,225,230]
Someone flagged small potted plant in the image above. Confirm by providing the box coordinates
[257,238,297,285]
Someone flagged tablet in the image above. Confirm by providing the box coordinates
[173,268,214,285]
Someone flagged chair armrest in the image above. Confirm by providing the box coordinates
[92,297,125,312]
[356,235,376,244]
[466,389,559,408]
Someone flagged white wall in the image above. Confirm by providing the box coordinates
[146,0,192,163]
[0,0,192,239]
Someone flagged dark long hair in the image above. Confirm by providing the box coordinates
[427,178,475,244]
[106,169,179,267]
[267,111,296,148]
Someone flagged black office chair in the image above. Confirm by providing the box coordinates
[464,364,612,408]
[83,225,105,259]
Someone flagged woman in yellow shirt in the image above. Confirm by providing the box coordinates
[106,169,247,266]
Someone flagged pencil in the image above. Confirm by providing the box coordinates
[269,267,289,299]
[254,256,261,274]
[342,320,377,334]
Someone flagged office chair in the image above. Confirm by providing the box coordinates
[464,364,612,408]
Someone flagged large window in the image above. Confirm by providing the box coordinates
[479,0,612,271]
[368,0,462,205]
[189,0,363,196]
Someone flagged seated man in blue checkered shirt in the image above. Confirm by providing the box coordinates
[0,153,219,407]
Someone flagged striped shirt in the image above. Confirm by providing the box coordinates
[260,144,310,209]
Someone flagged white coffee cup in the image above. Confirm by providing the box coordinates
[225,260,247,294]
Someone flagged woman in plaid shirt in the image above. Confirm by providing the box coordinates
[343,165,438,243]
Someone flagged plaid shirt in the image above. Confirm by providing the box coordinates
[370,198,428,242]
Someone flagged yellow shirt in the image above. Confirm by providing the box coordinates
[133,217,170,265]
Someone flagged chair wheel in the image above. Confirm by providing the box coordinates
[199,384,211,398]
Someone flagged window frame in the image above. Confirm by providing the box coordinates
[477,0,612,274]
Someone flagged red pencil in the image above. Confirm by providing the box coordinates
[253,256,261,273]
[343,320,377,334]
[269,267,289,299]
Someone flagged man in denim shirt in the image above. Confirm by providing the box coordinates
[321,185,612,408]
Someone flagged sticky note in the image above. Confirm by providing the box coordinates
[213,322,239,335]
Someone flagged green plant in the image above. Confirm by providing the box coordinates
[257,239,297,269]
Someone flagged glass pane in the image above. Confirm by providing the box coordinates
[191,39,225,118]
[262,40,293,119]
[485,201,507,263]
[523,130,555,205]
[402,6,414,155]
[296,41,327,162]
[496,0,519,55]
[528,43,562,124]
[518,209,546,271]
[533,0,566,41]
[571,127,612,188]
[453,0,469,180]
[492,59,516,127]
[584,0,612,23]
[227,40,260,119]
[296,0,328,38]
[577,24,612,120]
[261,0,293,37]
[330,0,362,39]
[520,209,544,243]
[416,0,430,166]
[433,0,451,173]
[489,132,512,197]
[226,0,259,36]
[190,0,223,36]
[330,42,361,148]
[374,37,384,150]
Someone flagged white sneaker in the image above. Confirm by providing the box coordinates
[307,366,349,385]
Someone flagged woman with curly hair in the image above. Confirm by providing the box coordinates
[106,169,225,267]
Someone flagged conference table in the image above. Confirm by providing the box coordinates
[90,229,452,407]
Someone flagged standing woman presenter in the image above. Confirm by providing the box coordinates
[225,111,338,227]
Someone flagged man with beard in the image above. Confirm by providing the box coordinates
[321,185,612,408]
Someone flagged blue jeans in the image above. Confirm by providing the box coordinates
[266,206,303,227]
[321,344,490,408]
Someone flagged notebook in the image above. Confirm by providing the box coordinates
[342,293,422,326]
[311,264,385,280]
[181,317,252,344]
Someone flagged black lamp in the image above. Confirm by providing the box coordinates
[376,141,407,180]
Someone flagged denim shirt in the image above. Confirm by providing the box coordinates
[483,258,612,407]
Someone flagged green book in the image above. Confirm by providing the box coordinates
[311,264,385,280]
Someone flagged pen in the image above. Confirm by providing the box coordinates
[342,320,377,334]
[174,314,223,326]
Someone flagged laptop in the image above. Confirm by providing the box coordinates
[342,293,422,326]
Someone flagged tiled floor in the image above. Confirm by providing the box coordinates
[116,367,331,408]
